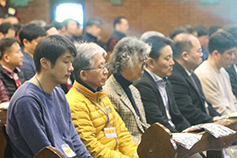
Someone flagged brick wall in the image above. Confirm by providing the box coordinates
[16,0,230,42]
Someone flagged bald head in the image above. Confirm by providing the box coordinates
[172,33,202,71]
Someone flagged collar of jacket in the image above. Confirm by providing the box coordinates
[73,80,108,103]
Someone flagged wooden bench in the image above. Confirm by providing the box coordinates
[138,118,237,158]
[0,109,65,158]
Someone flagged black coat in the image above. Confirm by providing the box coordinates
[225,64,237,98]
[133,70,190,133]
[168,61,220,125]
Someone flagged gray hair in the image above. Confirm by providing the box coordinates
[109,37,151,74]
[29,20,47,28]
[73,42,107,80]
[140,31,165,42]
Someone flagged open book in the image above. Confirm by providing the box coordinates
[172,123,236,150]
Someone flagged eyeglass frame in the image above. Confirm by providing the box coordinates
[82,63,108,71]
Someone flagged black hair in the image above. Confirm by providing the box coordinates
[209,26,222,36]
[113,16,126,28]
[85,17,103,27]
[62,18,76,29]
[0,37,18,60]
[19,23,47,46]
[169,26,190,39]
[223,25,237,41]
[172,35,194,59]
[208,31,237,54]
[13,23,22,36]
[0,23,14,35]
[33,35,77,73]
[145,36,173,60]
[195,25,209,37]
[51,21,64,30]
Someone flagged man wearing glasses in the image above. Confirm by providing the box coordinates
[103,37,151,145]
[169,33,220,126]
[66,42,138,158]
[134,36,191,133]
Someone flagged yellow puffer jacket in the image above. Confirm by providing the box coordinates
[66,81,138,158]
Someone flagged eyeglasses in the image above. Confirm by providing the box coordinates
[83,63,108,71]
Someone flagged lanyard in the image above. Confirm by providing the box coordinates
[35,76,65,142]
[75,87,110,125]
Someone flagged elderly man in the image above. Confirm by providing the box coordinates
[195,31,237,115]
[169,33,220,126]
[133,36,190,133]
[103,37,150,144]
[66,42,138,158]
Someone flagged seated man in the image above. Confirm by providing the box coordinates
[7,35,92,158]
[195,31,237,115]
[224,26,237,98]
[104,37,150,144]
[134,36,190,132]
[19,23,46,81]
[0,37,24,99]
[169,33,220,125]
[66,42,138,158]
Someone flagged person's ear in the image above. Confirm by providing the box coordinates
[181,51,189,61]
[212,50,220,59]
[40,58,50,70]
[80,70,88,81]
[23,39,30,47]
[3,53,9,63]
[147,58,155,69]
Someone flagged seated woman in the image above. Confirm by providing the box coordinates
[103,37,151,144]
[66,42,138,158]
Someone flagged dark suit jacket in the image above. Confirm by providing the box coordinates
[168,61,220,125]
[133,70,190,133]
[226,64,237,98]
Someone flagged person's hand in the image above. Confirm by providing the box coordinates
[213,116,221,121]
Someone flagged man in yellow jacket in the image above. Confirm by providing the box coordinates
[66,42,138,158]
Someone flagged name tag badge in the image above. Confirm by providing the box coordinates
[104,127,117,138]
[8,8,16,15]
[61,143,76,157]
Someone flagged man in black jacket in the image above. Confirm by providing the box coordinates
[169,33,220,125]
[134,36,190,133]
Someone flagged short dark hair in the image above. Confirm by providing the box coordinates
[172,34,194,59]
[0,37,18,60]
[51,21,64,30]
[169,26,194,39]
[13,23,22,36]
[145,36,173,60]
[85,17,103,27]
[0,23,14,35]
[224,25,237,41]
[19,23,47,46]
[208,31,237,54]
[62,18,76,29]
[195,25,209,37]
[113,16,126,28]
[34,35,77,73]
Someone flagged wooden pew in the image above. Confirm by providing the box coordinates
[0,109,65,158]
[34,146,66,158]
[138,118,237,158]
